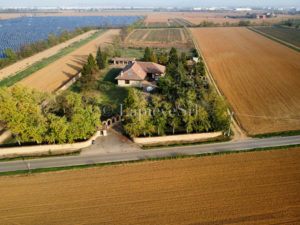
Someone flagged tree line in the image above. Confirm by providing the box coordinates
[0,85,101,145]
[77,46,109,92]
[0,26,94,70]
[123,47,230,137]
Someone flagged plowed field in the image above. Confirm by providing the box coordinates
[190,27,300,135]
[0,148,299,225]
[19,29,120,92]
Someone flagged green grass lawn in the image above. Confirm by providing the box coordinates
[115,47,145,59]
[97,67,129,119]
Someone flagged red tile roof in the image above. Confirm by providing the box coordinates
[115,62,166,81]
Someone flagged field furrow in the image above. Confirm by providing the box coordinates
[0,148,299,224]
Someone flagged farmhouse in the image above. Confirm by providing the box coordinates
[115,61,166,87]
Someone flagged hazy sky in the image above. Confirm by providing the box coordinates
[0,0,299,8]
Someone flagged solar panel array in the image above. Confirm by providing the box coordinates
[0,16,142,58]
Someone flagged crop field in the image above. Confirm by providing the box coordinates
[253,26,300,48]
[0,147,299,224]
[147,22,169,27]
[144,29,182,42]
[191,27,300,135]
[125,28,192,48]
[19,29,120,92]
[0,16,141,57]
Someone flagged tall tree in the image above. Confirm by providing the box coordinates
[143,47,152,62]
[96,47,106,70]
[168,47,179,66]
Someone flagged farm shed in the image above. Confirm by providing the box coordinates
[111,57,136,65]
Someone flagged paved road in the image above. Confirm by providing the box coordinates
[0,135,300,173]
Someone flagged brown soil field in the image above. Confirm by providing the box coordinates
[143,12,300,25]
[191,27,300,135]
[19,29,120,92]
[0,30,97,81]
[0,148,299,224]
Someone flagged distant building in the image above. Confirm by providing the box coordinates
[115,61,166,87]
[235,8,252,11]
[256,14,266,19]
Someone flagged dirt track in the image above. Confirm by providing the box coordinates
[19,29,120,92]
[0,148,299,225]
[0,30,97,81]
[191,27,300,135]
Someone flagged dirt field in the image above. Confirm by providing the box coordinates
[0,30,97,81]
[0,148,299,224]
[19,29,120,92]
[191,27,300,135]
[125,28,192,48]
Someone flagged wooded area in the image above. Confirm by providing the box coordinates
[0,85,101,145]
[123,47,230,137]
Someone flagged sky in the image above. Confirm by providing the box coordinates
[0,0,299,8]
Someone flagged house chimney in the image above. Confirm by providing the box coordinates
[121,71,124,76]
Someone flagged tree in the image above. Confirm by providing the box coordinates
[0,85,101,145]
[144,47,152,62]
[87,54,97,71]
[123,88,153,137]
[48,34,57,46]
[79,54,98,92]
[208,92,231,132]
[158,52,168,65]
[150,53,158,63]
[96,47,106,70]
[5,48,17,61]
[0,85,48,144]
[151,95,167,135]
[168,47,179,66]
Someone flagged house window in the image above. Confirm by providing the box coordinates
[125,80,130,84]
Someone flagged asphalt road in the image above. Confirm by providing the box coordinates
[0,135,300,173]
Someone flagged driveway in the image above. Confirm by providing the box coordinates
[81,124,141,155]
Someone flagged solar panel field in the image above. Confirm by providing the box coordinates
[0,16,142,57]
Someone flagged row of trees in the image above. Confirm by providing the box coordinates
[196,20,252,27]
[0,85,101,145]
[123,48,230,137]
[143,47,196,67]
[77,46,109,92]
[0,26,94,69]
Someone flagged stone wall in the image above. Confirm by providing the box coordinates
[133,132,224,146]
[0,131,102,159]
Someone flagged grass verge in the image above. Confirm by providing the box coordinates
[141,136,231,149]
[1,144,299,177]
[0,30,106,87]
[0,150,81,162]
[251,129,300,138]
